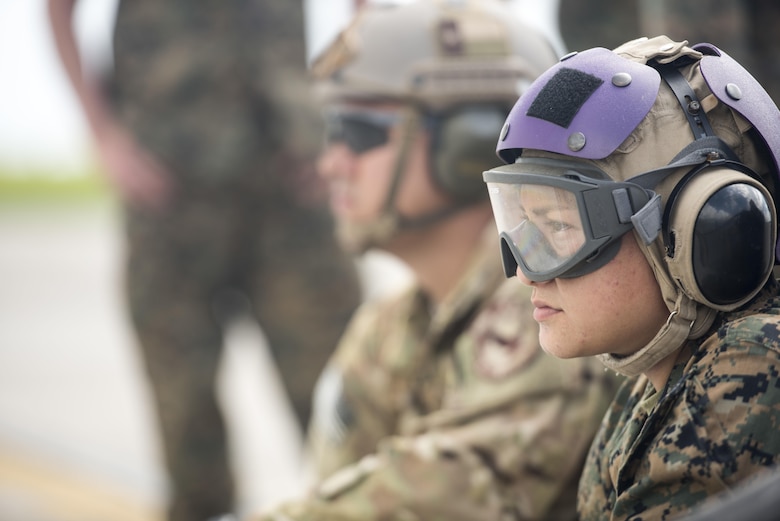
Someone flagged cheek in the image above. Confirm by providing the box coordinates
[351,151,396,217]
[553,239,668,357]
[559,277,626,353]
[617,259,669,350]
[585,243,668,355]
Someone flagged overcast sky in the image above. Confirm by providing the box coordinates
[0,0,116,175]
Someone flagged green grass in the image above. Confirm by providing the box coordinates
[0,165,112,202]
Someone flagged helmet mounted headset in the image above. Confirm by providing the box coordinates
[311,0,560,251]
[484,36,780,375]
[485,38,780,307]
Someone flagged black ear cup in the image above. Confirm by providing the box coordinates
[664,166,776,309]
[692,182,775,305]
[430,105,508,203]
[650,61,779,309]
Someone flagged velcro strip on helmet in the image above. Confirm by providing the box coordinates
[526,68,604,128]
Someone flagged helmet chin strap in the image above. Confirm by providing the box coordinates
[334,214,398,254]
[598,293,703,377]
[380,107,421,224]
[389,108,486,230]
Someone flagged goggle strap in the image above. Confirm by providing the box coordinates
[629,156,703,190]
[628,136,737,190]
[612,188,634,224]
[631,193,663,245]
[613,185,661,244]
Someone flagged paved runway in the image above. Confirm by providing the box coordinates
[0,198,411,521]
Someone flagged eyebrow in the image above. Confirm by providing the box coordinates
[524,200,577,219]
[526,205,555,219]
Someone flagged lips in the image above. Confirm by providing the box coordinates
[531,297,561,322]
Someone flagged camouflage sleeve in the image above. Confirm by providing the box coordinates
[256,356,616,521]
[576,376,641,521]
[579,312,780,521]
[256,282,620,521]
[307,292,418,480]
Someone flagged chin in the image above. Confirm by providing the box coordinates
[540,341,571,359]
[539,334,582,360]
[542,347,580,359]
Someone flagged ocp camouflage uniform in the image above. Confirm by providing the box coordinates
[578,278,780,521]
[254,227,622,521]
[108,1,361,519]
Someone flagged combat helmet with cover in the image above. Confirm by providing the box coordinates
[484,35,780,375]
[312,0,560,251]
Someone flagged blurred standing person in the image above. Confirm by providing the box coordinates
[48,1,362,520]
[247,1,622,520]
[557,0,780,102]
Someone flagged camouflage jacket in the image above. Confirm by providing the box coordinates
[578,278,780,521]
[254,227,621,521]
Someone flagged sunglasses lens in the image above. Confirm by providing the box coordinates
[325,110,399,154]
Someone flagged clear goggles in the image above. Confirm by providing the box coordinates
[483,157,659,281]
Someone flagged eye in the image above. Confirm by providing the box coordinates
[548,220,573,233]
[540,218,574,235]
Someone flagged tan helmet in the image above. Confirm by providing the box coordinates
[311,0,559,110]
[313,0,560,252]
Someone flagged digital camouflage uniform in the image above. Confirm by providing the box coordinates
[578,278,780,521]
[253,227,622,521]
[108,1,362,519]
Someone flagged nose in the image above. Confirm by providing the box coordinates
[515,267,535,286]
[317,142,354,180]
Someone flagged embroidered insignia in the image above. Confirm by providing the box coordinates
[472,301,539,379]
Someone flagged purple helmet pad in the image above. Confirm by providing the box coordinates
[695,43,780,179]
[694,43,780,259]
[497,47,660,162]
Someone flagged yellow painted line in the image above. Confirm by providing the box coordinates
[0,445,163,521]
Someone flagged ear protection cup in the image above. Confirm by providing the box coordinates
[430,105,508,204]
[649,60,778,310]
[664,167,777,310]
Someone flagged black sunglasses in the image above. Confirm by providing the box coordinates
[323,108,403,154]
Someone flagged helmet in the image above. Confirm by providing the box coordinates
[311,0,560,110]
[484,36,780,375]
[312,0,560,251]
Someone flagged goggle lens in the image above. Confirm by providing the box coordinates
[484,157,654,281]
[491,182,588,275]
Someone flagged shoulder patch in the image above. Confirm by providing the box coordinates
[471,297,540,379]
